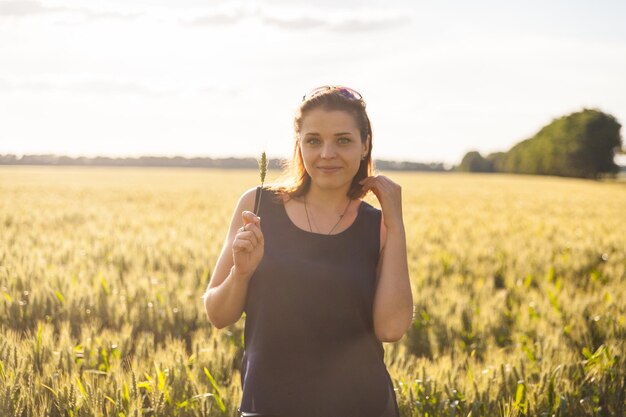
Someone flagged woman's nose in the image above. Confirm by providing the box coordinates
[320,142,336,158]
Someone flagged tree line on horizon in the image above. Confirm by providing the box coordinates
[3,108,623,177]
[458,108,625,179]
[0,154,447,172]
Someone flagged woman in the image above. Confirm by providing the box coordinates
[203,86,413,417]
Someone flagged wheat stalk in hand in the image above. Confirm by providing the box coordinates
[254,151,267,215]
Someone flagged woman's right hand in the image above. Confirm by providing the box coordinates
[231,210,264,280]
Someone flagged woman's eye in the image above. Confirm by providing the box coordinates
[338,137,351,144]
[306,138,320,145]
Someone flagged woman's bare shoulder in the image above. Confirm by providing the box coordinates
[236,187,258,213]
[237,185,288,213]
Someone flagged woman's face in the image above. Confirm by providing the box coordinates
[299,108,368,193]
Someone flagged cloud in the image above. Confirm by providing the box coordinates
[180,4,412,32]
[196,85,241,96]
[257,14,326,30]
[0,0,65,16]
[183,10,244,26]
[0,76,175,97]
[0,76,242,98]
[0,1,411,30]
[324,14,412,32]
[76,9,141,21]
[0,0,140,20]
[72,80,174,97]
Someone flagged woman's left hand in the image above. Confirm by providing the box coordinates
[359,175,404,231]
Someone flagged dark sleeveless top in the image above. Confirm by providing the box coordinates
[238,188,399,417]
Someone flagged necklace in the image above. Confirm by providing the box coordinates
[303,194,352,235]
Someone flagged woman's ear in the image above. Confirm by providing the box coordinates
[361,135,370,157]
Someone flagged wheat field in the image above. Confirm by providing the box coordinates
[0,166,624,417]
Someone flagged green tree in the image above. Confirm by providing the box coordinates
[486,152,507,172]
[459,151,494,172]
[499,109,622,179]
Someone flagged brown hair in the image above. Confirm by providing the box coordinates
[271,88,373,200]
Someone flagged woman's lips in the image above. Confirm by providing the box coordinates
[317,166,341,174]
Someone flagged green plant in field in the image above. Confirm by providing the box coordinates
[1,168,625,416]
[254,151,267,215]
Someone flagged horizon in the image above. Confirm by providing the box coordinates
[2,151,625,168]
[0,152,451,167]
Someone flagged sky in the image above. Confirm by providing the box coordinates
[1,0,626,167]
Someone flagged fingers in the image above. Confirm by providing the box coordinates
[359,175,388,194]
[240,211,264,245]
[232,238,254,253]
[236,229,259,246]
[359,175,398,192]
[359,174,381,189]
[359,176,402,206]
[233,228,261,254]
[242,210,260,226]
[233,211,264,253]
[359,174,388,186]
[359,175,404,230]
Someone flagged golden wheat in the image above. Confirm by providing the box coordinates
[0,167,624,416]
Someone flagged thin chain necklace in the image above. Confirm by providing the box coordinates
[303,194,352,235]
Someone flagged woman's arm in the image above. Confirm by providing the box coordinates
[359,176,413,343]
[202,188,264,329]
[373,221,413,342]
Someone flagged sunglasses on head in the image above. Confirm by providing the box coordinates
[302,85,364,104]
